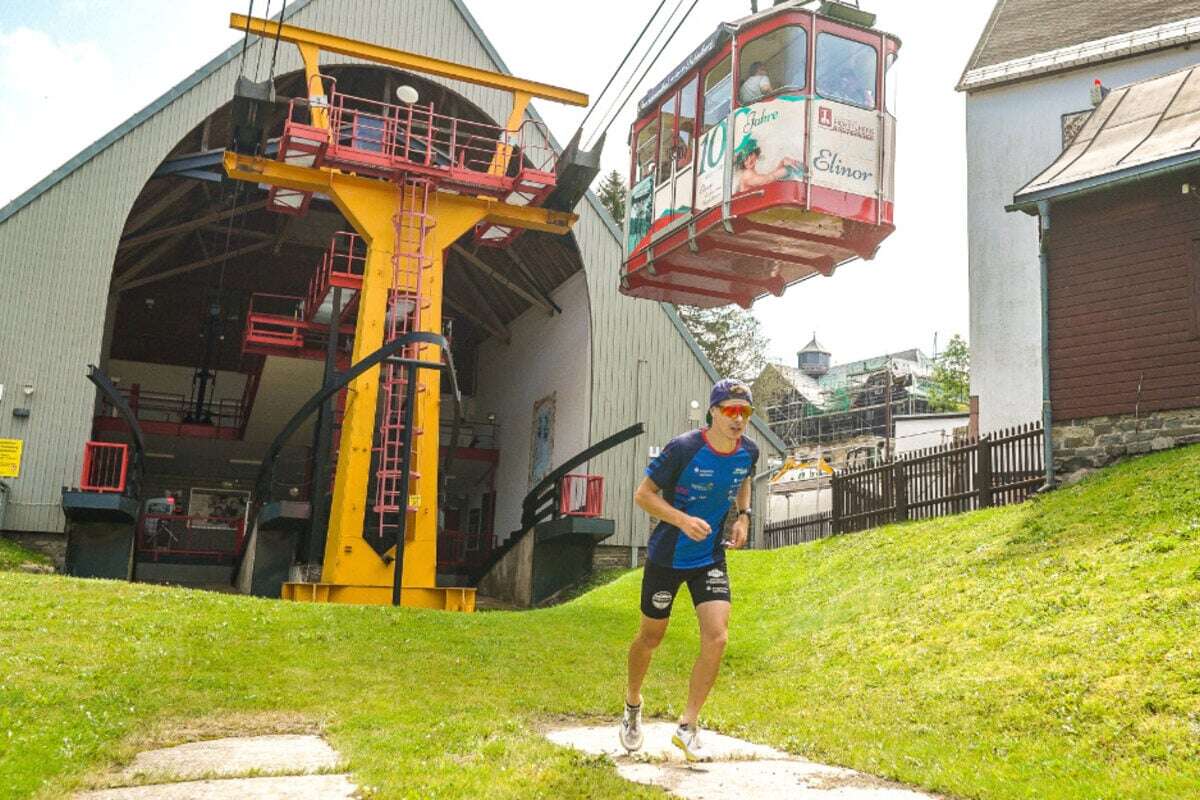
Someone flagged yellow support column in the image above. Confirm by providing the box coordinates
[224,152,577,610]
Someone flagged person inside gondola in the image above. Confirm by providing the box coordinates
[734,135,801,192]
[738,61,773,104]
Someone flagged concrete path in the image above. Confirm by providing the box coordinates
[546,722,944,799]
[74,734,355,799]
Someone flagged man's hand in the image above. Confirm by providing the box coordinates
[729,516,749,549]
[678,515,712,542]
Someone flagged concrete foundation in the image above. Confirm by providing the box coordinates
[478,516,615,607]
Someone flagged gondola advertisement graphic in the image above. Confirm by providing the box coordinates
[628,96,887,256]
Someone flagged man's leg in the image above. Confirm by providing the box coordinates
[679,600,730,726]
[627,614,669,706]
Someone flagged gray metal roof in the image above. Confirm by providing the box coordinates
[799,334,828,354]
[1012,63,1200,209]
[959,0,1200,90]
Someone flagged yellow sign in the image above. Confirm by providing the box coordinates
[0,439,23,479]
[409,494,421,510]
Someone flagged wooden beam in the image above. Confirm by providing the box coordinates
[119,200,269,251]
[112,235,187,289]
[502,247,561,314]
[121,181,196,236]
[450,263,512,344]
[116,241,274,293]
[450,243,554,315]
[444,294,509,345]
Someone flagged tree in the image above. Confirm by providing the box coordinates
[928,334,970,412]
[676,304,769,383]
[595,170,626,227]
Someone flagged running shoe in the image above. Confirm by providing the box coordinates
[618,701,643,751]
[671,722,707,762]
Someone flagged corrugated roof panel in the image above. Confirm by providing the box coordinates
[1014,64,1200,205]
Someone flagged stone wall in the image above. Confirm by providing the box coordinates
[594,544,645,570]
[1053,408,1200,478]
[1,530,66,569]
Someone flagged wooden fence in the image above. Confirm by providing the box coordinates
[761,511,833,548]
[761,422,1045,547]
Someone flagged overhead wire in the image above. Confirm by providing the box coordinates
[237,0,255,75]
[253,0,272,80]
[584,0,703,151]
[583,0,686,151]
[576,0,671,135]
[268,0,289,82]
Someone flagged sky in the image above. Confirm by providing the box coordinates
[0,0,997,366]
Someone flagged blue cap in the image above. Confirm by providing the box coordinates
[706,379,753,424]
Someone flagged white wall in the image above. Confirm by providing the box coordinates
[767,482,831,521]
[964,47,1200,434]
[473,271,591,540]
[894,414,969,456]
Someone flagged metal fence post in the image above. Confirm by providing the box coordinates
[893,461,908,522]
[977,435,993,509]
[831,474,843,535]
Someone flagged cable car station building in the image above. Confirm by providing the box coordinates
[0,0,784,604]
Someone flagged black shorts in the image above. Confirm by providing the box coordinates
[639,560,731,619]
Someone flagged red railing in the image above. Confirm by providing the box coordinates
[137,514,247,561]
[81,442,128,493]
[291,91,556,191]
[243,293,306,350]
[559,474,604,518]
[114,386,245,431]
[305,231,366,322]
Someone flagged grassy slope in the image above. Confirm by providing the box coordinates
[0,538,48,571]
[2,446,1199,799]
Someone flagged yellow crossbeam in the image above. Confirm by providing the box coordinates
[231,14,588,107]
[221,153,577,234]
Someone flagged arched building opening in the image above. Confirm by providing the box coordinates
[92,64,590,588]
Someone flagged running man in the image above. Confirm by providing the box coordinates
[619,379,758,761]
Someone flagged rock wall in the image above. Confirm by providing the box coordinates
[1053,408,1200,478]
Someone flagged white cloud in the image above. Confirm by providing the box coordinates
[0,26,120,203]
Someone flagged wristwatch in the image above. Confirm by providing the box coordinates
[737,508,752,522]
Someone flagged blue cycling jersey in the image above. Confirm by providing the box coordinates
[644,429,758,569]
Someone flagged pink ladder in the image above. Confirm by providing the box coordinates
[373,177,436,543]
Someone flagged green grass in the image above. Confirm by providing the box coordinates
[0,538,49,571]
[3,446,1200,799]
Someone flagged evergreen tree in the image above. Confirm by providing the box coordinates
[595,170,626,227]
[676,304,769,383]
[928,334,970,411]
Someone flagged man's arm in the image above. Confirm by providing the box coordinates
[634,476,711,542]
[729,477,752,548]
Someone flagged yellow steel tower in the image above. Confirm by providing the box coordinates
[224,14,587,609]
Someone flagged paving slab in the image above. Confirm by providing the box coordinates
[75,774,357,800]
[115,734,340,782]
[545,722,943,799]
[546,722,788,763]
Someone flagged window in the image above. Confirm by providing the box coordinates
[676,76,699,169]
[737,25,808,105]
[702,56,732,134]
[884,51,897,112]
[635,121,658,184]
[815,33,878,109]
[657,93,678,184]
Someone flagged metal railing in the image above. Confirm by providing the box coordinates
[309,90,555,183]
[558,474,604,518]
[137,514,247,561]
[81,442,129,493]
[105,387,245,431]
[305,231,367,321]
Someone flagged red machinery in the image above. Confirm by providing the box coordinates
[621,1,899,308]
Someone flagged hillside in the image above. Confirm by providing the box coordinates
[2,446,1198,799]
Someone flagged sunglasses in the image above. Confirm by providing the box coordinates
[716,405,754,421]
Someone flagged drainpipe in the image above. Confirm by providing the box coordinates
[1037,200,1055,489]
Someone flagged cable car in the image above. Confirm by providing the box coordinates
[620,0,899,308]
